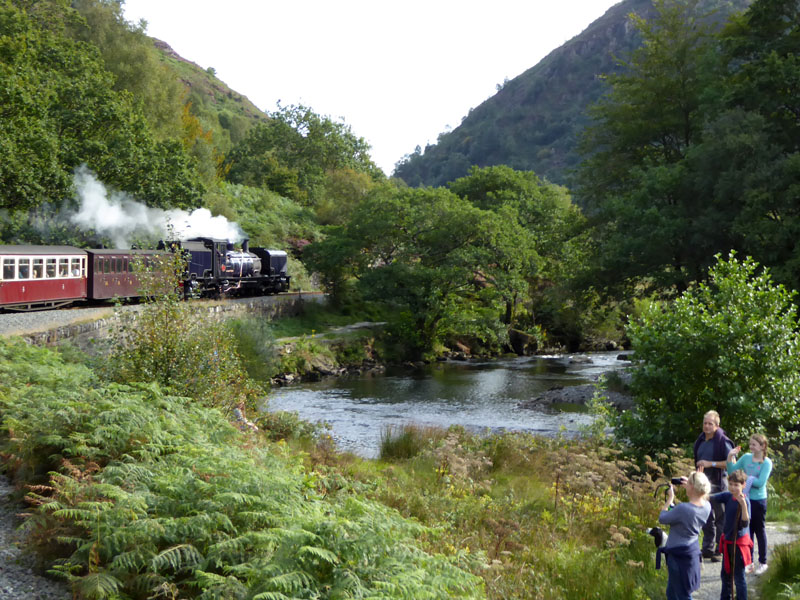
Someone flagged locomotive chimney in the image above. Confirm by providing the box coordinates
[242,239,249,253]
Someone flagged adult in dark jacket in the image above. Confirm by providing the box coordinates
[693,410,734,560]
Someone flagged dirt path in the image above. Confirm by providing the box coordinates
[691,522,798,600]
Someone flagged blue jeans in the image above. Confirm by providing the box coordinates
[666,555,694,600]
[750,498,768,564]
[719,548,747,600]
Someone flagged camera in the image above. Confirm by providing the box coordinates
[671,477,684,485]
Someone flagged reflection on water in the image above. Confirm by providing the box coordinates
[266,351,628,458]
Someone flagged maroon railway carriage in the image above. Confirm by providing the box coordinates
[0,246,88,310]
[86,248,167,300]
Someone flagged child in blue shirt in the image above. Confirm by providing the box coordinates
[727,433,773,575]
[710,469,752,600]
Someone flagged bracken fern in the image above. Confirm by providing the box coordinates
[0,338,483,600]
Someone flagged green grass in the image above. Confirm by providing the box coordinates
[757,540,800,599]
[269,301,377,339]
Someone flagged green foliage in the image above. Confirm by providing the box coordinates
[0,0,204,211]
[759,541,800,600]
[209,182,321,249]
[578,0,724,296]
[0,338,484,600]
[577,0,800,297]
[256,410,327,443]
[278,335,334,376]
[306,166,598,355]
[104,252,262,411]
[379,424,447,461]
[776,445,800,499]
[225,103,382,205]
[226,316,282,382]
[69,0,185,141]
[617,253,800,454]
[343,427,691,600]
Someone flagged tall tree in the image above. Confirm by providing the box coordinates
[578,0,725,295]
[714,0,800,290]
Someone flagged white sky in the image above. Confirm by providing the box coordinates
[122,0,622,175]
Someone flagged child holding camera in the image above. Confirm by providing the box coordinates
[711,469,753,600]
[658,471,712,600]
[727,433,773,575]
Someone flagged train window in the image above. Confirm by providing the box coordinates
[72,258,83,277]
[116,258,123,273]
[2,259,14,280]
[46,258,56,278]
[32,258,44,279]
[103,258,110,274]
[18,259,30,279]
[123,258,129,273]
[59,258,69,277]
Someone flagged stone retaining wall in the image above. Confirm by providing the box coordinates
[22,293,326,352]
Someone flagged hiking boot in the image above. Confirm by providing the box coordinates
[702,549,720,562]
[755,563,769,575]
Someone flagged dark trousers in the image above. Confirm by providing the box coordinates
[702,488,725,553]
[666,555,694,600]
[720,548,747,600]
[750,498,768,565]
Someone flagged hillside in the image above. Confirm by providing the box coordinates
[394,0,751,188]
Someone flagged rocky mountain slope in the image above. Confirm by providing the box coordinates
[394,0,751,187]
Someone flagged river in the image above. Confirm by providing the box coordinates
[266,351,629,458]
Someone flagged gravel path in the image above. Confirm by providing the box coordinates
[691,522,798,600]
[0,475,71,600]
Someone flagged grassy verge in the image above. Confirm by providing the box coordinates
[268,300,387,339]
[287,424,701,600]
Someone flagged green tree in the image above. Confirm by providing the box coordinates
[448,166,583,326]
[225,103,380,204]
[106,252,261,410]
[0,0,204,212]
[617,253,800,455]
[578,0,724,295]
[710,0,800,290]
[306,185,498,356]
[69,0,185,140]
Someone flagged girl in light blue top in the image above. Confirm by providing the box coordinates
[727,433,773,575]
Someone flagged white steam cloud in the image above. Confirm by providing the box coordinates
[69,165,245,248]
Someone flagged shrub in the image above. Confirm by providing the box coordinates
[256,409,327,442]
[617,253,800,455]
[104,252,263,412]
[226,316,281,382]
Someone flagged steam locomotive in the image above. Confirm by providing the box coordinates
[0,237,290,311]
